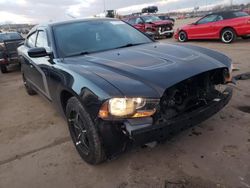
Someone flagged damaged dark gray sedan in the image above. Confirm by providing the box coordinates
[18,18,233,164]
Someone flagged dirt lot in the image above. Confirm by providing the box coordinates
[0,19,250,188]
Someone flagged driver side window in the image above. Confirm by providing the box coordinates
[127,18,136,25]
[135,18,143,24]
[197,15,218,24]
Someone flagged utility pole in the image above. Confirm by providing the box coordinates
[103,0,106,13]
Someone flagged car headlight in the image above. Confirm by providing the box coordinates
[99,98,159,119]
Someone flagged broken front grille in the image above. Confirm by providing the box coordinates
[155,68,226,122]
[157,25,172,32]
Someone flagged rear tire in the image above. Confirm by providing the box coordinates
[221,28,236,43]
[66,97,106,165]
[22,74,37,95]
[0,65,7,73]
[178,31,188,42]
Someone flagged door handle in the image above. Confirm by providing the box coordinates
[29,64,33,68]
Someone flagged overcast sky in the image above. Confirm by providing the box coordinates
[0,0,249,24]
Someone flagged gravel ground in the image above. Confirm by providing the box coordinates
[0,18,250,188]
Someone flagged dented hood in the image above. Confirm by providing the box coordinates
[64,42,231,98]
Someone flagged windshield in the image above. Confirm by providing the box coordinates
[142,16,161,23]
[53,20,153,57]
[0,33,22,42]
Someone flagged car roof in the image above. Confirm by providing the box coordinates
[126,15,157,19]
[40,18,118,27]
[211,10,243,16]
[29,18,119,34]
[0,32,20,35]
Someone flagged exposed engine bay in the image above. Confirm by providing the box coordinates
[155,68,229,122]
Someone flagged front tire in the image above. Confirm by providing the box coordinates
[66,97,106,165]
[221,28,236,43]
[0,65,7,73]
[166,33,174,38]
[178,31,188,42]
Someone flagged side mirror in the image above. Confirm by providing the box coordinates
[28,47,48,58]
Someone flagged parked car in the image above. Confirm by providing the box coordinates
[18,18,233,164]
[141,6,158,14]
[124,15,174,39]
[243,8,250,15]
[0,32,24,73]
[175,11,250,43]
[158,15,175,23]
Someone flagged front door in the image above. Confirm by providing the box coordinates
[188,14,220,39]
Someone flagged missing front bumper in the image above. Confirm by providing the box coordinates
[126,87,233,145]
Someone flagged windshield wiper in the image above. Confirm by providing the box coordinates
[67,51,90,57]
[114,43,148,50]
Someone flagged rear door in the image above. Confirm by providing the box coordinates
[20,29,52,100]
[29,29,52,100]
[20,31,37,82]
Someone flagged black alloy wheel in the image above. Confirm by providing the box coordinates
[66,97,105,164]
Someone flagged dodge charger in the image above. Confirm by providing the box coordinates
[18,18,233,164]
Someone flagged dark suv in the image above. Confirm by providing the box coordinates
[124,15,174,39]
[0,32,24,73]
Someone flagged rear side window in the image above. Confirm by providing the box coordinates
[27,32,37,48]
[222,11,249,19]
[233,11,249,18]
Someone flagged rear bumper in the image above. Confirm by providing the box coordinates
[127,87,233,145]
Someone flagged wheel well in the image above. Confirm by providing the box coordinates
[220,27,237,36]
[179,30,187,36]
[179,30,185,34]
[60,90,74,114]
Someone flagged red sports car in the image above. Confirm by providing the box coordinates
[174,11,250,43]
